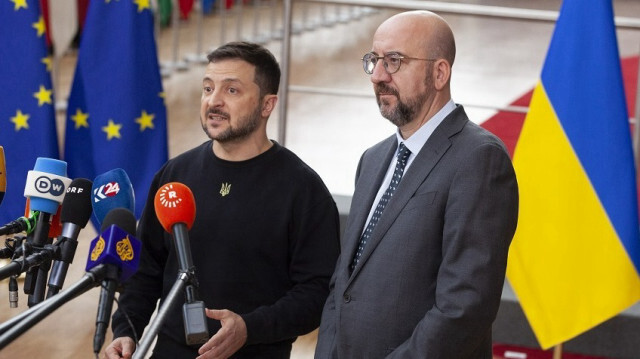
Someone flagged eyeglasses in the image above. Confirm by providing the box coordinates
[362,52,437,75]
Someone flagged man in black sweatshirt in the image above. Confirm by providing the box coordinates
[105,42,340,359]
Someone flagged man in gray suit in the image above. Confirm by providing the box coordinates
[315,10,519,358]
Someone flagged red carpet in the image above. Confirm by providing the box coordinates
[493,344,610,359]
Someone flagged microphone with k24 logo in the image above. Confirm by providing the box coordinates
[91,168,135,227]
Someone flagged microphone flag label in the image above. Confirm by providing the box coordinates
[86,225,141,282]
[93,181,121,202]
[157,183,184,208]
[91,168,135,227]
[91,236,106,261]
[116,236,135,261]
[24,170,72,207]
[154,182,196,232]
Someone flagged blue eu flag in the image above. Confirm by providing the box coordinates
[65,0,168,223]
[0,0,59,223]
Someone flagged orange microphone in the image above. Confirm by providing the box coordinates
[153,182,209,345]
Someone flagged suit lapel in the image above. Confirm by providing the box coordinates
[341,136,397,274]
[348,108,468,280]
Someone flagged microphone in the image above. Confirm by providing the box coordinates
[91,168,135,226]
[88,208,140,355]
[46,178,93,298]
[154,182,209,345]
[22,158,72,307]
[0,209,140,349]
[0,146,6,206]
[0,213,38,237]
[24,158,71,216]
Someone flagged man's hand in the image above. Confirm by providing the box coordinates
[197,309,247,359]
[104,336,136,359]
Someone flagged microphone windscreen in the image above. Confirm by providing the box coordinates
[92,168,135,226]
[100,208,137,235]
[0,146,5,206]
[86,208,140,282]
[61,178,93,227]
[154,182,196,233]
[25,157,71,214]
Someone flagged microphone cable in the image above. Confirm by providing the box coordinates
[3,235,26,308]
[94,292,140,359]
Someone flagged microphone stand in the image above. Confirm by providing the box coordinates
[0,294,49,335]
[0,264,108,349]
[0,244,55,281]
[134,222,209,358]
[133,271,191,359]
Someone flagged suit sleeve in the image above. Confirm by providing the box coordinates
[315,151,368,357]
[314,251,341,357]
[388,141,518,358]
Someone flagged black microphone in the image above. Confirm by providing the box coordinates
[0,239,56,281]
[45,178,93,298]
[0,214,35,260]
[0,209,140,349]
[0,214,38,238]
[90,208,139,355]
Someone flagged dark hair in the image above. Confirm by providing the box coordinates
[207,41,281,97]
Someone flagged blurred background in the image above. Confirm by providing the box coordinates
[1,0,640,358]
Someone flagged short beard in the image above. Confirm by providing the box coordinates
[375,69,433,127]
[201,104,262,143]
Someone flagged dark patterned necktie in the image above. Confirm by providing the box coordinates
[351,143,411,272]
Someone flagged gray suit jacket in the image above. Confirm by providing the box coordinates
[315,106,519,358]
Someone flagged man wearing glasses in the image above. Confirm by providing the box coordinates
[315,10,519,358]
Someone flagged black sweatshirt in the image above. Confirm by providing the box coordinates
[112,141,341,358]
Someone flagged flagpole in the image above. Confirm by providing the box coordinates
[553,343,563,359]
[278,0,292,146]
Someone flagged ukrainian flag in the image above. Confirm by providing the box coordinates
[506,0,640,349]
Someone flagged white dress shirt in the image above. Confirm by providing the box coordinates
[362,100,457,232]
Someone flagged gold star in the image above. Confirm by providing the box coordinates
[10,110,30,131]
[133,0,150,12]
[33,85,53,106]
[158,91,166,106]
[102,119,122,140]
[71,109,89,129]
[41,56,52,72]
[135,110,155,131]
[32,16,46,37]
[11,0,28,11]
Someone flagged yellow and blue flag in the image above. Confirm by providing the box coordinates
[64,0,168,223]
[0,0,59,223]
[507,0,640,349]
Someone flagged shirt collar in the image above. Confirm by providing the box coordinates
[395,99,456,155]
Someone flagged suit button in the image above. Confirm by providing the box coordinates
[343,294,351,303]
